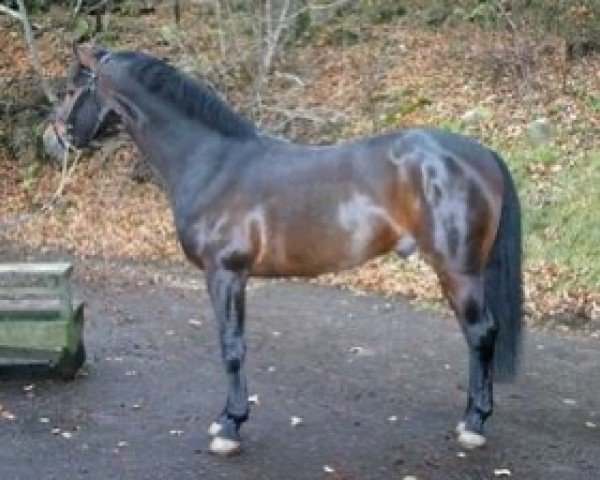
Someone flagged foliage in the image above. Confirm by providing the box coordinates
[464,0,599,58]
[509,147,600,288]
[0,1,598,331]
[358,0,407,24]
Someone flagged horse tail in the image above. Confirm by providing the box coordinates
[485,150,523,382]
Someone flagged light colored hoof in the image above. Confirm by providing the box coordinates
[458,429,486,449]
[209,436,241,456]
[208,422,223,437]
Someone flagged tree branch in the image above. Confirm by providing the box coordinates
[9,0,57,103]
[261,0,291,76]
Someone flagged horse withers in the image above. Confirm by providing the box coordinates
[46,45,523,455]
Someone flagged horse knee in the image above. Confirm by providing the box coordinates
[465,320,497,356]
[226,356,241,373]
[463,298,497,355]
[223,337,245,373]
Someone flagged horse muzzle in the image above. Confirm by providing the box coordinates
[43,121,72,161]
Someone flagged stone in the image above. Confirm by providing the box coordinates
[461,107,492,125]
[526,118,553,145]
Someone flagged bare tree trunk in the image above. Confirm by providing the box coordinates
[170,0,180,25]
[261,0,291,76]
[214,0,226,58]
[1,0,57,103]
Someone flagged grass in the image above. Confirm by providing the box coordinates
[507,146,600,289]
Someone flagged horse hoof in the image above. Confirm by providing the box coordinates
[458,429,486,449]
[455,421,466,435]
[208,421,223,437]
[209,436,241,456]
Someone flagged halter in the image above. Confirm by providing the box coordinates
[56,52,112,150]
[77,51,111,94]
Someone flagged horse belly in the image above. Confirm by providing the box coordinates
[250,194,401,276]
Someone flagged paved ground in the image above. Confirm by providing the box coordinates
[0,258,598,480]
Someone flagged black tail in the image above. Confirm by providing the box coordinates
[485,151,523,381]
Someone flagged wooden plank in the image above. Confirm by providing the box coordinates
[0,356,54,366]
[63,302,84,356]
[0,319,68,351]
[0,287,62,298]
[0,298,63,317]
[0,263,73,277]
[0,262,84,365]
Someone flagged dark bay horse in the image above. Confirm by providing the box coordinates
[46,46,522,455]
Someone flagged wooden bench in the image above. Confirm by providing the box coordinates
[0,263,85,379]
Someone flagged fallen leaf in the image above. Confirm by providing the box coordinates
[494,469,511,477]
[1,411,15,420]
[290,416,304,427]
[348,346,365,354]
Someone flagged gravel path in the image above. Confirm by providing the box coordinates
[0,260,598,479]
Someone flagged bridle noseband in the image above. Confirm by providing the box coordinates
[54,52,111,150]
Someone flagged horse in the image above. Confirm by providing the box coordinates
[46,45,522,456]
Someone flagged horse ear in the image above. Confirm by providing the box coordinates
[74,43,98,70]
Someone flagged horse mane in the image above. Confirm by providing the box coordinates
[117,51,258,139]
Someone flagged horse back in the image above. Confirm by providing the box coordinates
[177,129,504,278]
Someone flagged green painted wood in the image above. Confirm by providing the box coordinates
[0,349,61,364]
[0,319,69,352]
[0,263,73,323]
[0,297,62,310]
[0,263,84,375]
[65,301,84,354]
[0,287,63,297]
[0,263,72,277]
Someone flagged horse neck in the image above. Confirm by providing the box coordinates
[107,82,232,203]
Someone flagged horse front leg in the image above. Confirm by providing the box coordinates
[205,266,249,455]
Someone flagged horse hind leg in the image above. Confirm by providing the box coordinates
[437,269,498,449]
